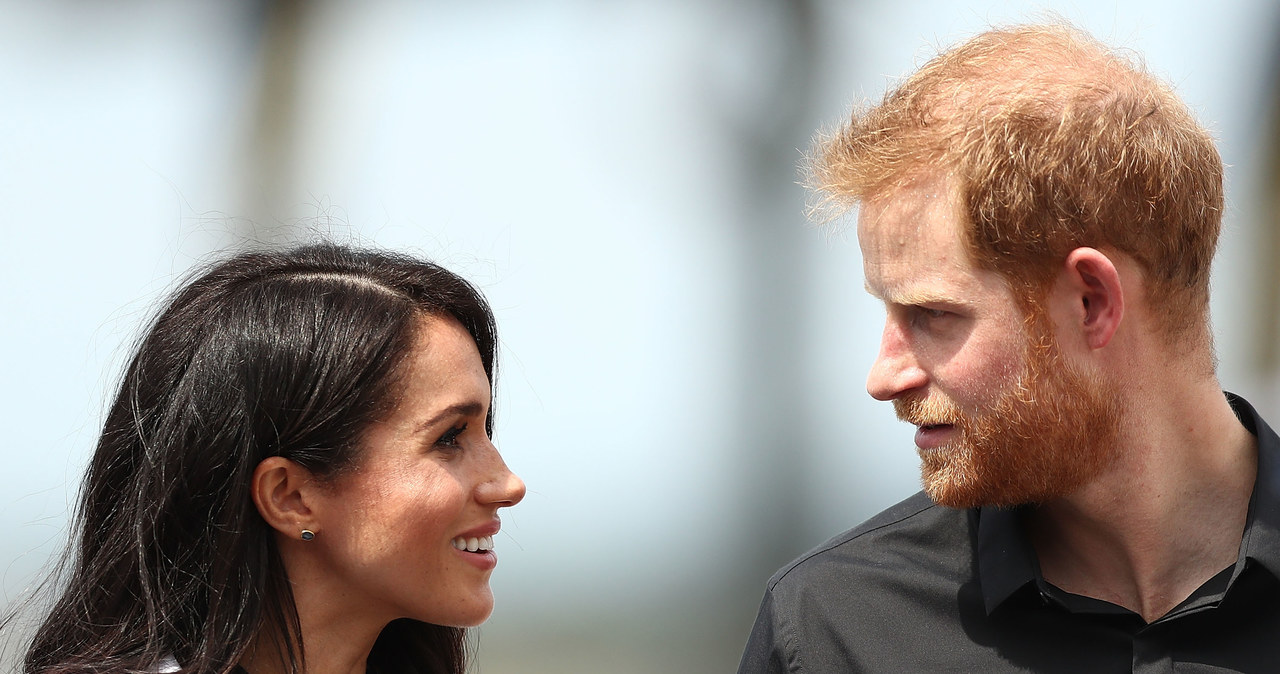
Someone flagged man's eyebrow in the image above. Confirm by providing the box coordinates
[864,283,973,309]
[414,401,486,434]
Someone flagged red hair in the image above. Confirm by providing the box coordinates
[811,24,1223,340]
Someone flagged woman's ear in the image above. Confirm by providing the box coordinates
[251,456,320,538]
[1060,247,1125,350]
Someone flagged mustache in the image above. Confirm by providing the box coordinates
[894,395,963,427]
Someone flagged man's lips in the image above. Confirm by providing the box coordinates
[914,423,956,450]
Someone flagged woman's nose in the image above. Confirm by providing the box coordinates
[477,445,526,507]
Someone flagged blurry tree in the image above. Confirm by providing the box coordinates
[241,0,308,241]
[711,0,824,627]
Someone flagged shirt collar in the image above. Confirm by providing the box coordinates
[1229,393,1280,577]
[975,391,1280,615]
[975,504,1037,614]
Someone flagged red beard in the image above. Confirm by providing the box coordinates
[894,326,1123,509]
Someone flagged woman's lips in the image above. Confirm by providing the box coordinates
[451,535,495,553]
[452,541,497,570]
[451,526,500,570]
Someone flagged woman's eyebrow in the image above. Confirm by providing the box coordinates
[414,401,486,433]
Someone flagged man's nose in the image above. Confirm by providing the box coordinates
[866,318,927,401]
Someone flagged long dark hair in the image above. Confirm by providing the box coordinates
[22,243,498,674]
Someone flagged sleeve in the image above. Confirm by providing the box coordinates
[736,586,797,674]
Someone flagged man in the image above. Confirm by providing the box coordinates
[738,24,1280,672]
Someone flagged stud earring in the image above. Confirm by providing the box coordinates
[300,529,316,541]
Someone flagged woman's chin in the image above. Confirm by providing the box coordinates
[418,592,494,628]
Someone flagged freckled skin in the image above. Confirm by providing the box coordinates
[858,179,1026,414]
[859,178,1122,507]
[309,317,526,628]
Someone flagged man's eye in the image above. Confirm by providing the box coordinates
[918,307,948,320]
[908,307,955,331]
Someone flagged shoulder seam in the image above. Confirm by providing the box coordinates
[768,495,938,590]
[779,589,805,674]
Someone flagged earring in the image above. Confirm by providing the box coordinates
[300,529,316,541]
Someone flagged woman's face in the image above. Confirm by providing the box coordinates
[310,315,525,628]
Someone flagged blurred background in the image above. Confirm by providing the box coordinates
[3,1,1280,671]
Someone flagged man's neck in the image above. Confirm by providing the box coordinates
[1026,384,1257,623]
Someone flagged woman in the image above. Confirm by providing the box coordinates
[21,243,525,673]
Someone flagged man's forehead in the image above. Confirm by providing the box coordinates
[856,177,958,239]
[858,179,965,268]
[854,176,1006,305]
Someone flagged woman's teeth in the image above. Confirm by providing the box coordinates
[451,535,494,552]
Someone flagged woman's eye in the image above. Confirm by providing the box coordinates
[436,423,468,449]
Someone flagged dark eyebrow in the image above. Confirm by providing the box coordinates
[414,401,486,434]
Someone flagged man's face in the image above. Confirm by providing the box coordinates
[857,178,1120,508]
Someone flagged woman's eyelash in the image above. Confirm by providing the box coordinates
[437,423,468,447]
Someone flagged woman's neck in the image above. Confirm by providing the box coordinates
[240,572,390,674]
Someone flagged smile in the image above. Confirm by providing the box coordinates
[451,535,495,553]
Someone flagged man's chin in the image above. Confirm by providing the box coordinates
[922,474,992,510]
[920,449,987,508]
[919,446,1050,509]
[919,445,1107,509]
[923,477,1031,509]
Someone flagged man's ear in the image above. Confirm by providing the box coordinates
[1060,247,1124,350]
[251,456,320,538]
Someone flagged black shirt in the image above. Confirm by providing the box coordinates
[737,393,1280,673]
